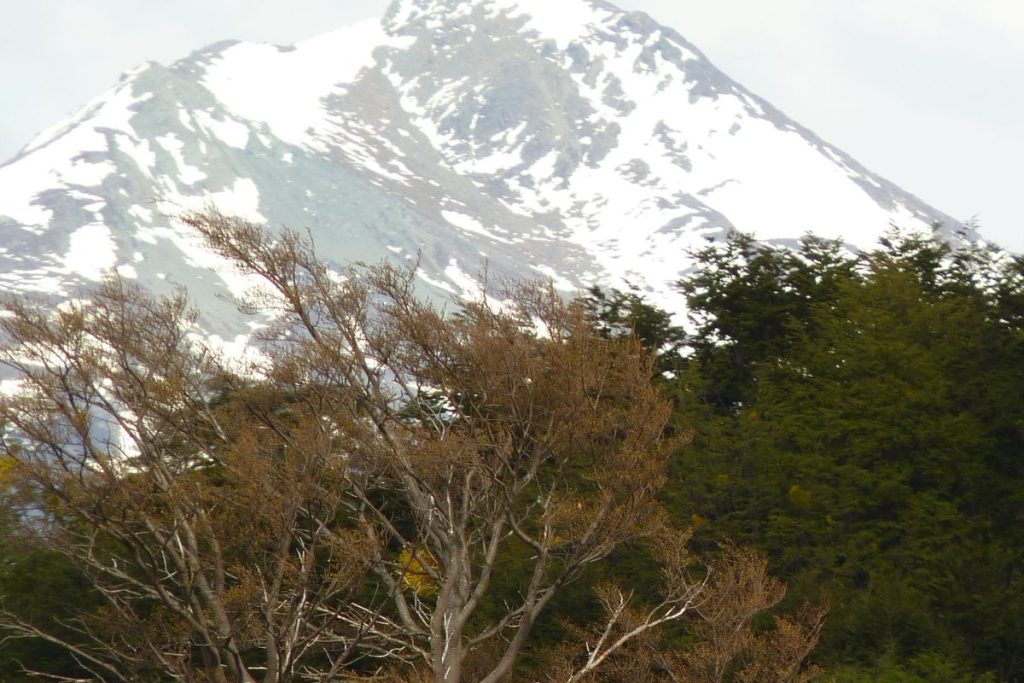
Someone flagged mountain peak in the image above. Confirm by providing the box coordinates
[384,0,624,46]
[1,0,960,333]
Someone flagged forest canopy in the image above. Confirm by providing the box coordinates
[591,229,1023,681]
[1,220,1020,681]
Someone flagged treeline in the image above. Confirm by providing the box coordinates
[1,224,1022,681]
[589,230,1024,680]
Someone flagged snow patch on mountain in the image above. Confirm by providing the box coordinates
[192,110,250,149]
[443,210,517,245]
[156,134,207,185]
[201,20,413,148]
[154,178,265,225]
[0,76,149,229]
[117,136,158,178]
[65,223,117,280]
[490,0,616,49]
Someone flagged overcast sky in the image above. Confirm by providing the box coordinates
[1,0,1020,251]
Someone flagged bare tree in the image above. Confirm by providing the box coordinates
[0,279,376,682]
[672,544,827,683]
[544,544,827,683]
[1,211,830,682]
[0,209,707,682]
[178,210,700,682]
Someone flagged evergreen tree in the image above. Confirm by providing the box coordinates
[671,230,1024,678]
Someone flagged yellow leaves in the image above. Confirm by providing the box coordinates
[397,547,438,597]
[546,496,595,546]
[0,455,21,487]
[787,483,812,508]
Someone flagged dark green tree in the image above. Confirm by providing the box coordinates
[582,285,688,377]
[679,232,856,410]
[670,230,1024,679]
[0,458,102,682]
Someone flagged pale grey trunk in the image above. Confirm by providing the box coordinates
[432,596,467,683]
[432,540,473,683]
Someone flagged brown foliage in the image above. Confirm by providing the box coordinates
[0,211,679,682]
[0,211,823,682]
[543,545,826,683]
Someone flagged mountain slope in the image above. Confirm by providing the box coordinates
[0,0,960,334]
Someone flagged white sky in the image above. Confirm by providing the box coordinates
[1,0,1021,251]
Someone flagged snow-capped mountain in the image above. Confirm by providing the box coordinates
[0,0,961,338]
